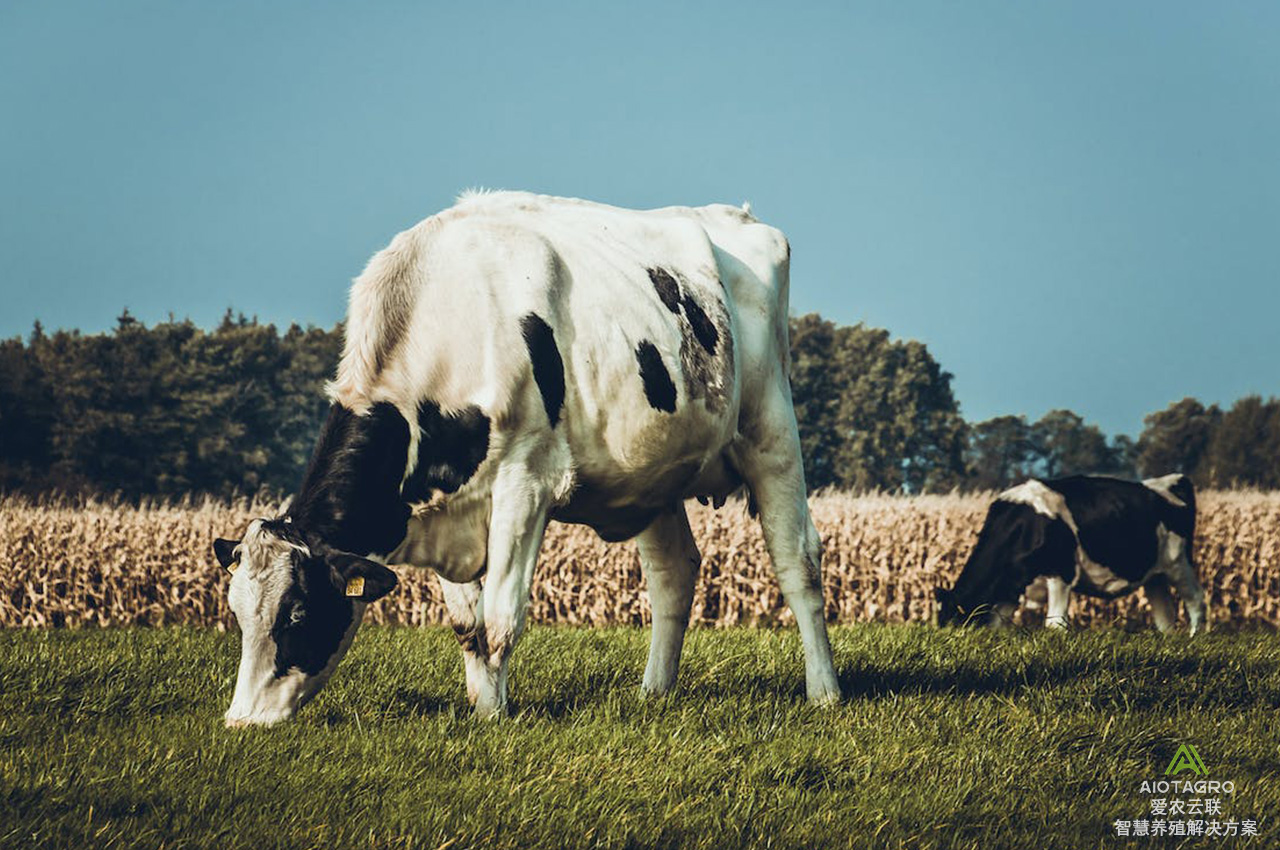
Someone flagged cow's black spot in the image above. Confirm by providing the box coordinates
[1159,475,1197,542]
[285,399,492,559]
[1043,476,1166,585]
[1166,475,1196,512]
[647,267,682,314]
[270,552,355,677]
[520,313,565,428]
[288,403,413,558]
[402,401,491,501]
[679,293,719,355]
[635,340,677,413]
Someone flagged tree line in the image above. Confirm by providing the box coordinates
[0,310,1273,498]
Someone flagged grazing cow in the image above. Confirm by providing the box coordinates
[935,474,1207,633]
[212,190,840,725]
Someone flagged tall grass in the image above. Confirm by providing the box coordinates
[3,492,1278,629]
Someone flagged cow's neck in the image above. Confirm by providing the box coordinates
[287,403,412,557]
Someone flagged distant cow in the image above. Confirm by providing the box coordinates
[212,191,840,725]
[936,474,1207,633]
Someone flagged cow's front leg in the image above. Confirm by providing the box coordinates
[1044,576,1072,629]
[438,576,488,705]
[474,463,550,718]
[637,503,701,696]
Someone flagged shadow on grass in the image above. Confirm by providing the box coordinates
[318,630,1280,722]
[838,653,1280,711]
[837,656,1091,700]
[386,687,457,718]
[357,653,1280,721]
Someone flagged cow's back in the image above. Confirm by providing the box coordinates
[330,191,792,535]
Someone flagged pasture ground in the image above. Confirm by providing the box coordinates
[1,625,1277,849]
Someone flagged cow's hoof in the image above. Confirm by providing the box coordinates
[806,685,842,707]
[473,698,507,720]
[639,679,677,698]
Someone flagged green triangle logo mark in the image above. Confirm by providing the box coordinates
[1165,744,1207,776]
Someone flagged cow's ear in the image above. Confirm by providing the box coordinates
[213,538,240,571]
[325,552,398,602]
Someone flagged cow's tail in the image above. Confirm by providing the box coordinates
[328,228,423,411]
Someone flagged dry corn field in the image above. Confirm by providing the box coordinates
[2,492,1278,629]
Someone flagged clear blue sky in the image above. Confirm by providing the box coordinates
[2,2,1277,437]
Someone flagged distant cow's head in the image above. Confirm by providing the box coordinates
[213,518,397,727]
[934,586,1012,628]
[933,587,965,627]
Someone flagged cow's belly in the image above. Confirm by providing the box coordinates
[551,447,743,541]
[1070,525,1168,599]
[1072,554,1151,599]
[1071,571,1140,599]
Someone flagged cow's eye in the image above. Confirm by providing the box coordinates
[289,604,305,626]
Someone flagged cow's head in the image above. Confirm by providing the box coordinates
[213,517,397,726]
[936,499,1062,628]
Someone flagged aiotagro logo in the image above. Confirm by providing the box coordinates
[1111,744,1261,839]
[1165,743,1208,777]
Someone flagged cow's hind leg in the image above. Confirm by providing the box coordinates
[474,461,552,718]
[1044,576,1071,629]
[1144,575,1177,633]
[735,401,840,704]
[438,576,488,705]
[1169,556,1209,635]
[637,504,701,695]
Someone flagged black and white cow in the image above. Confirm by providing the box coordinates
[212,190,840,725]
[935,474,1207,633]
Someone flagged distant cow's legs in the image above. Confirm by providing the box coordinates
[1144,575,1178,633]
[637,504,701,695]
[438,576,488,705]
[1044,577,1071,629]
[474,461,551,718]
[737,393,841,705]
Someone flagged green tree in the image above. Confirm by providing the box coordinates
[1204,396,1280,489]
[788,315,966,492]
[1135,398,1221,485]
[788,314,842,490]
[965,415,1036,490]
[1030,409,1120,478]
[1108,434,1139,479]
[0,325,54,489]
[11,311,342,498]
[965,410,1134,490]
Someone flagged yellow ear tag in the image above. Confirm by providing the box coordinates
[227,561,239,574]
[345,576,365,597]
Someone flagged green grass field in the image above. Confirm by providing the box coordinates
[2,625,1278,849]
